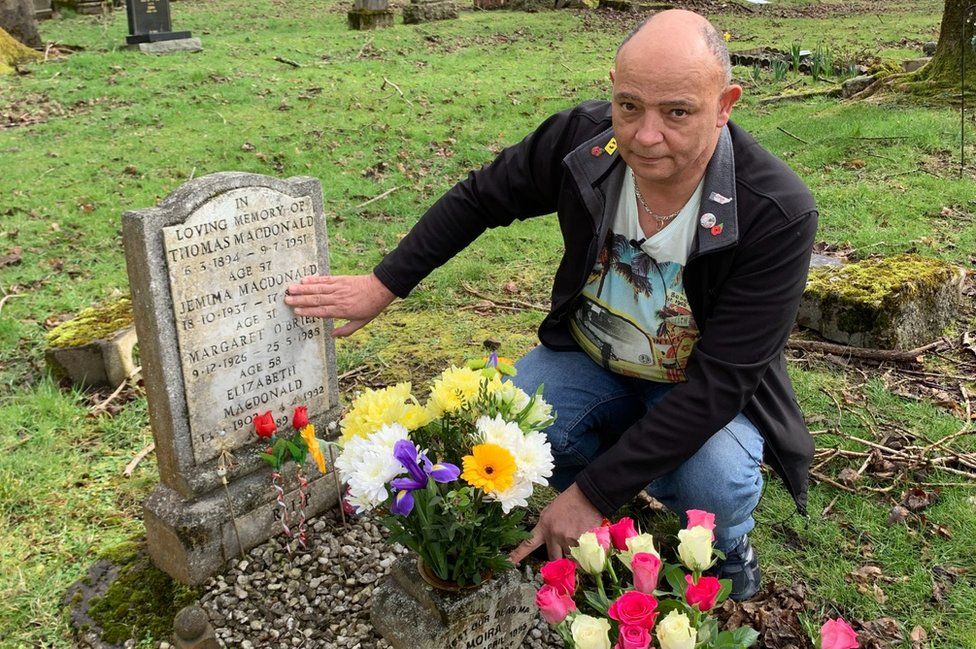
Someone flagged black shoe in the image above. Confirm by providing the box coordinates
[715,536,761,602]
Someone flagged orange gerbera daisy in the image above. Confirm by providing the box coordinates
[461,443,516,493]
[300,424,327,474]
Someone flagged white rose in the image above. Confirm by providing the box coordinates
[619,532,659,568]
[570,532,607,575]
[677,525,713,571]
[571,614,611,649]
[656,610,696,649]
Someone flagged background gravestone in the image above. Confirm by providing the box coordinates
[403,0,458,24]
[347,0,394,30]
[123,172,341,585]
[124,0,191,45]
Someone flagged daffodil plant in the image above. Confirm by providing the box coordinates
[333,356,556,586]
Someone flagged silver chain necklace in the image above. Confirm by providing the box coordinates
[634,182,680,227]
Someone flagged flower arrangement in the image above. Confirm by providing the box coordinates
[333,354,555,586]
[253,405,327,551]
[536,512,861,649]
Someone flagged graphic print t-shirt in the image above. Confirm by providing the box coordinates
[569,168,703,382]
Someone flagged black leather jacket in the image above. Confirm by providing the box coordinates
[374,101,818,516]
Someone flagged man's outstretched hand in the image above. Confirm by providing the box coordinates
[284,273,396,337]
[509,483,604,564]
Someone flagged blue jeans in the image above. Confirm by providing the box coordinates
[512,346,764,552]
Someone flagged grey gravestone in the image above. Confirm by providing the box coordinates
[34,0,52,19]
[125,0,191,45]
[403,0,458,24]
[348,0,394,30]
[371,557,537,649]
[123,172,341,585]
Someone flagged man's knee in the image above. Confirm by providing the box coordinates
[670,422,764,527]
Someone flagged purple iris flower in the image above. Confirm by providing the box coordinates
[389,439,460,516]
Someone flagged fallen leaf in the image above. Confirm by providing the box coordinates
[503,281,518,294]
[124,164,139,176]
[963,331,976,359]
[838,467,860,486]
[843,158,866,169]
[902,487,938,512]
[0,246,22,268]
[888,504,910,525]
[858,617,903,648]
[910,625,927,648]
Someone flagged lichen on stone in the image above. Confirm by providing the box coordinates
[85,540,201,645]
[46,297,134,349]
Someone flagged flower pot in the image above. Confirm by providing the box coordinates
[416,557,493,593]
[371,555,536,649]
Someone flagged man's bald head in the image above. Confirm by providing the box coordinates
[616,10,732,87]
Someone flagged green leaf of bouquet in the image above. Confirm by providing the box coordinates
[654,598,687,618]
[716,578,733,604]
[259,453,277,466]
[730,626,760,648]
[712,548,727,561]
[583,589,610,616]
[664,563,686,595]
[698,617,719,644]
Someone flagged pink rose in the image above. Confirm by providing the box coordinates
[608,591,659,631]
[540,558,577,596]
[684,574,721,612]
[631,552,662,594]
[614,625,651,649]
[686,509,716,541]
[535,584,576,624]
[821,618,859,649]
[590,524,612,550]
[609,517,638,551]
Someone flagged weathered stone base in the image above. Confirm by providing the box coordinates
[798,254,964,350]
[473,0,507,9]
[45,325,138,388]
[76,0,108,14]
[371,556,536,649]
[34,0,53,19]
[403,1,458,24]
[134,38,204,55]
[347,8,395,29]
[144,465,339,586]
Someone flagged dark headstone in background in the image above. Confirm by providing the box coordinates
[125,0,191,45]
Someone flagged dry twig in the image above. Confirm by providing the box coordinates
[124,442,155,477]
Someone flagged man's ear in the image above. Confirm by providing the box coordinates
[716,84,742,127]
[609,68,615,84]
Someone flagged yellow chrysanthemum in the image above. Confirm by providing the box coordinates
[339,382,426,443]
[461,443,517,493]
[300,424,327,474]
[427,366,502,416]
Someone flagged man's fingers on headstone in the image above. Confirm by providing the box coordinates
[509,528,543,564]
[331,319,368,338]
[301,275,334,284]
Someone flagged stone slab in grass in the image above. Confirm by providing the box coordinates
[403,0,458,24]
[45,297,138,389]
[797,254,965,350]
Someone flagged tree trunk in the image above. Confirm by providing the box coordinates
[917,0,975,87]
[0,0,40,49]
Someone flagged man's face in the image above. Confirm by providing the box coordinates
[610,50,738,185]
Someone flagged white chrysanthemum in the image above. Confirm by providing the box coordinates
[476,414,524,448]
[492,478,533,514]
[514,430,554,486]
[335,423,409,513]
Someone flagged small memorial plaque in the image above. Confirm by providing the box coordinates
[125,0,191,45]
[162,187,329,464]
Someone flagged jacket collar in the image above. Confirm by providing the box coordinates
[563,124,739,257]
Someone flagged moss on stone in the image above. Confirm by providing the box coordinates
[803,254,960,344]
[86,540,201,645]
[46,297,134,349]
[805,254,956,305]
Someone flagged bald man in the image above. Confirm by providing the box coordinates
[285,10,817,601]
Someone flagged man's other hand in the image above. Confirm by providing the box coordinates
[509,483,604,564]
[284,273,396,337]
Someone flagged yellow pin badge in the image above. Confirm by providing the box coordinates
[604,137,618,155]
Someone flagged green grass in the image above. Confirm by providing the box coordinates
[1,0,975,646]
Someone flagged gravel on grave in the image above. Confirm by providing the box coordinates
[196,507,563,649]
